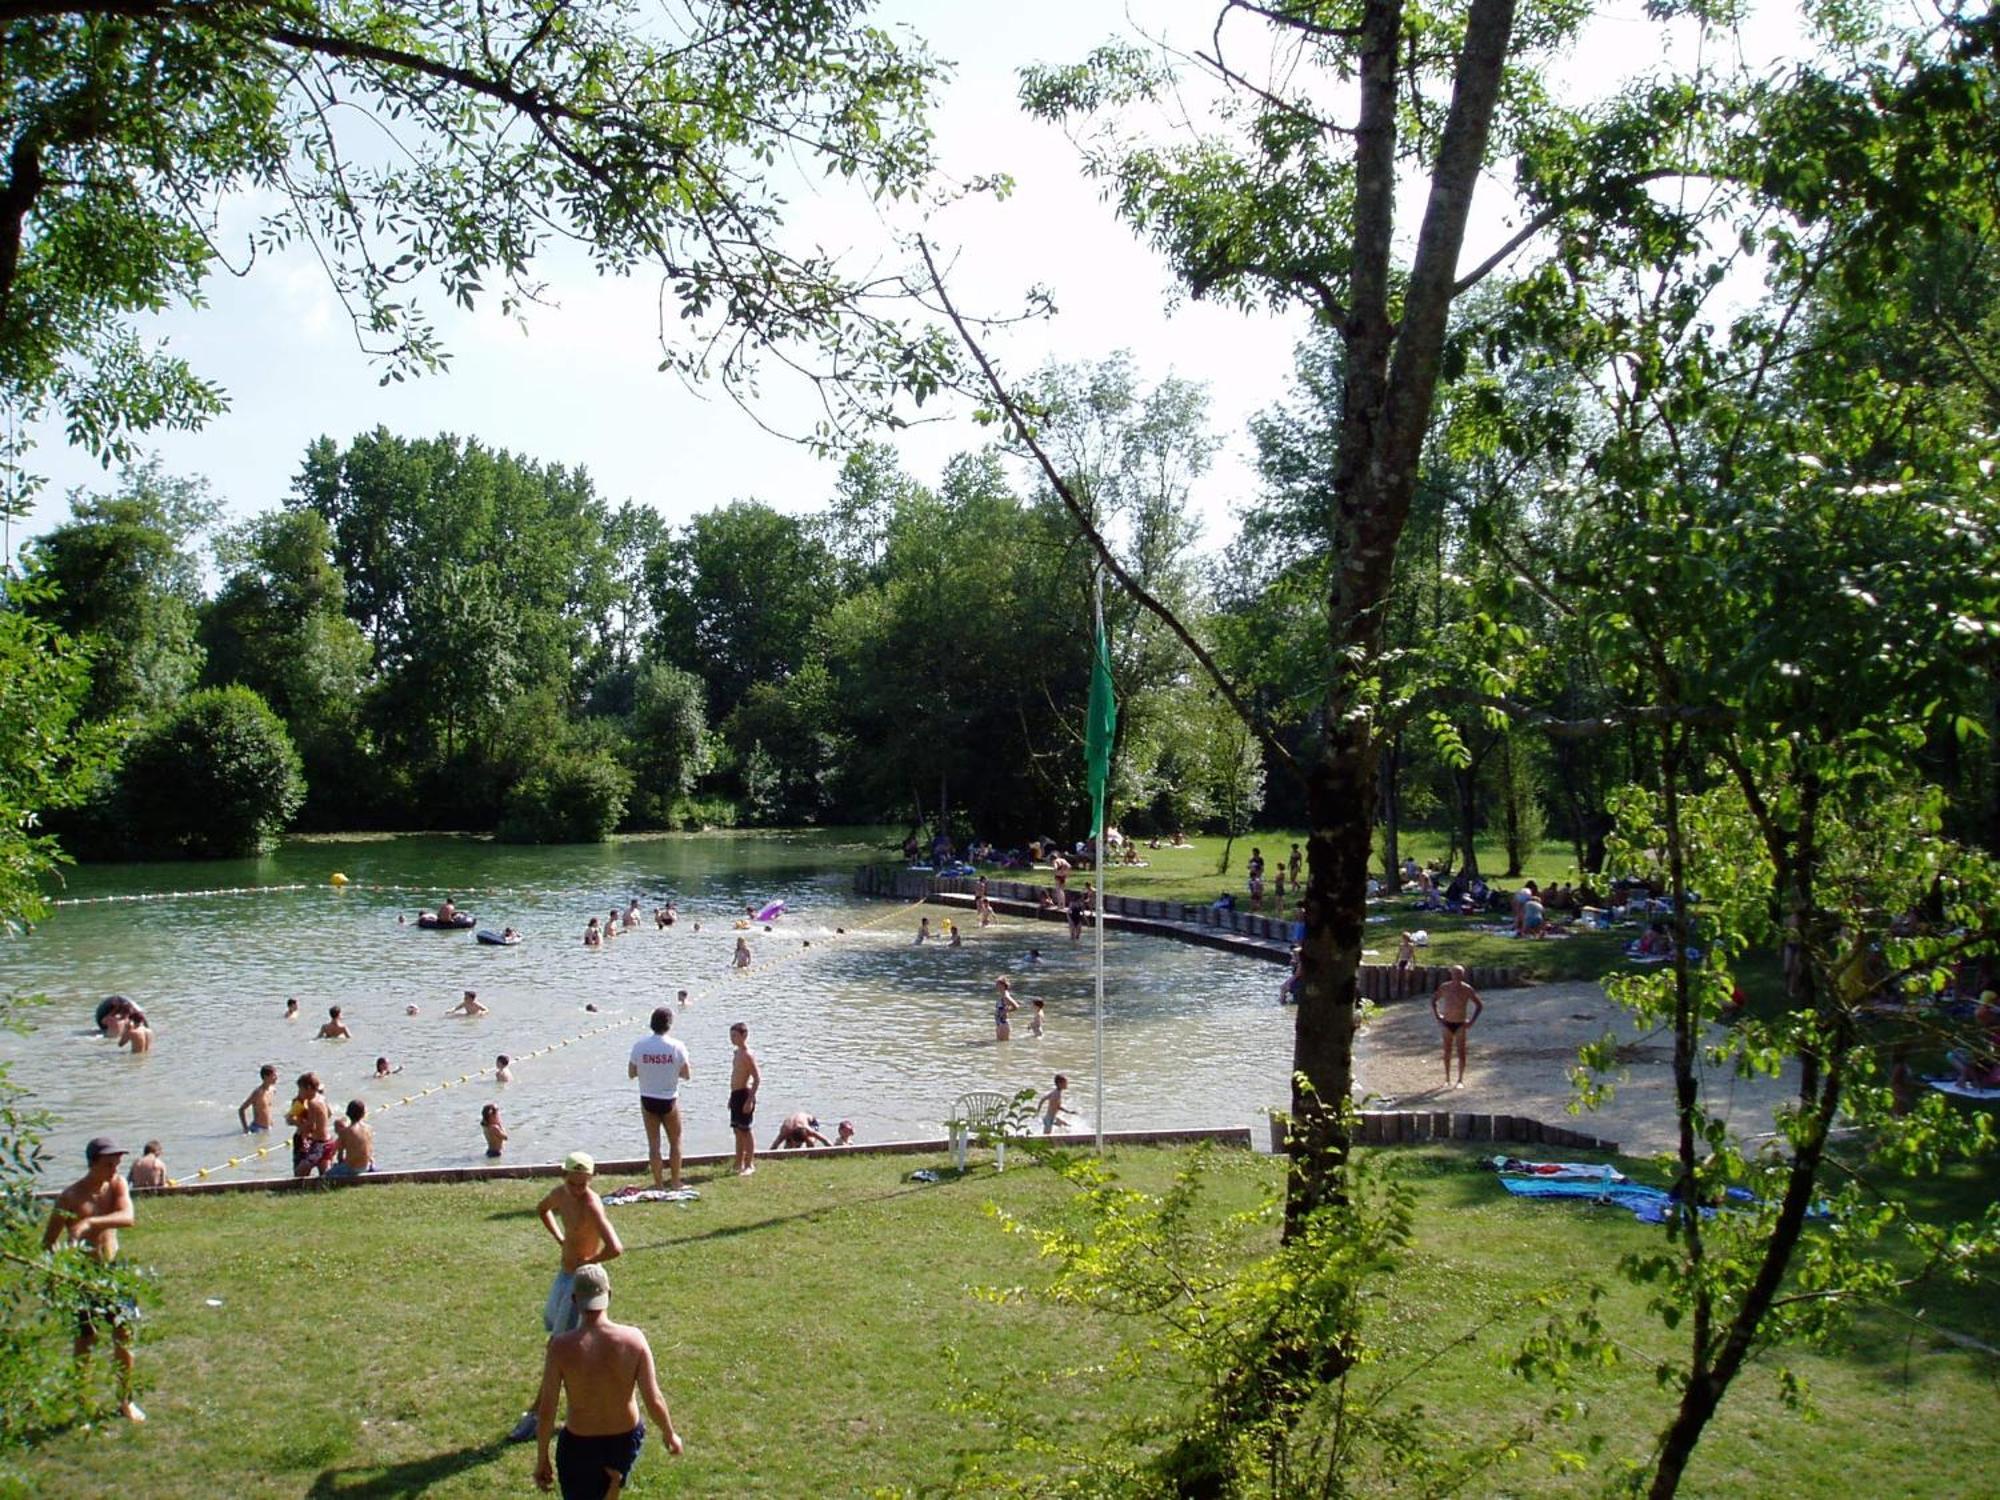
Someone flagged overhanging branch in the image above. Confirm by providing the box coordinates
[917,236,1299,782]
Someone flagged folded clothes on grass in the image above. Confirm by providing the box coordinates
[602,1185,701,1206]
[1488,1157,1628,1182]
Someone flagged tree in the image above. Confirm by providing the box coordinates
[954,0,1568,1237]
[1021,354,1214,830]
[1,0,949,478]
[497,749,631,843]
[623,659,710,826]
[116,684,305,855]
[0,570,119,924]
[392,561,520,770]
[18,458,215,723]
[201,508,371,822]
[646,502,837,720]
[822,450,1089,835]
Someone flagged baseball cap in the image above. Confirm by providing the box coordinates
[85,1136,127,1163]
[572,1263,611,1311]
[562,1151,596,1175]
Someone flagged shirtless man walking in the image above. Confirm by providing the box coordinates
[510,1151,623,1442]
[41,1136,144,1421]
[627,1008,690,1190]
[1431,965,1485,1088]
[532,1262,681,1498]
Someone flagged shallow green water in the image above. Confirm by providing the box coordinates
[0,831,1288,1181]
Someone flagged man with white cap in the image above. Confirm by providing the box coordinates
[41,1135,144,1421]
[532,1260,682,1498]
[509,1151,622,1442]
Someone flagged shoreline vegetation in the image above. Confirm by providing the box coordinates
[6,1145,1993,1498]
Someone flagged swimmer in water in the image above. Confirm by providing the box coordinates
[733,937,752,969]
[481,1102,508,1158]
[374,1056,399,1078]
[239,1063,279,1133]
[448,990,488,1017]
[316,1006,350,1041]
[495,1054,513,1083]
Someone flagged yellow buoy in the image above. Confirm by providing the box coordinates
[330,872,349,886]
[197,1167,211,1179]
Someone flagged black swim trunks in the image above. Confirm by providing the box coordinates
[1440,1019,1465,1034]
[728,1087,755,1131]
[75,1287,139,1340]
[555,1422,645,1500]
[640,1095,677,1118]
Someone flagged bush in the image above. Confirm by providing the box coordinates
[118,686,305,856]
[496,751,632,843]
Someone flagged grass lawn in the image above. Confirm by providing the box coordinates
[1090,830,1730,992]
[9,1143,1995,1497]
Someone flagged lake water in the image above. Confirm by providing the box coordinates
[0,832,1290,1182]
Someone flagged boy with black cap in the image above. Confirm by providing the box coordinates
[41,1135,144,1421]
[533,1261,682,1499]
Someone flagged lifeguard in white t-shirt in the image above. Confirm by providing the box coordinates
[627,1007,692,1190]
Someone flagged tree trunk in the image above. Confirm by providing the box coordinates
[1287,715,1370,1232]
[1988,666,2000,857]
[1452,756,1483,878]
[1285,0,1520,1237]
[1500,733,1523,876]
[1378,729,1403,889]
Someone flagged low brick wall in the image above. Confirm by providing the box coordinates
[1356,963,1519,1000]
[1267,1111,1617,1152]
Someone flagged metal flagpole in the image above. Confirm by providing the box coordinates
[1093,571,1106,1155]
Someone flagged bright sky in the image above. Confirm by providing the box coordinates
[10,0,1807,562]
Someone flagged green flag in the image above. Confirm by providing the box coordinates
[1086,619,1116,836]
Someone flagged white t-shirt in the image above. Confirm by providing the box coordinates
[629,1032,689,1099]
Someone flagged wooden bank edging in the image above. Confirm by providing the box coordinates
[856,864,1526,996]
[118,1116,1614,1198]
[126,1126,1255,1198]
[1338,1111,1617,1153]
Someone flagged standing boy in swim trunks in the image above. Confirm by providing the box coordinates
[42,1136,144,1421]
[293,1072,338,1177]
[1431,965,1484,1088]
[239,1063,279,1133]
[532,1261,681,1498]
[511,1151,624,1442]
[627,1008,691,1190]
[1039,1075,1070,1134]
[727,1022,760,1176]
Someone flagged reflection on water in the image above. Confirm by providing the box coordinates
[0,834,1290,1179]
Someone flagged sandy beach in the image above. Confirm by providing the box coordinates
[1353,975,1803,1158]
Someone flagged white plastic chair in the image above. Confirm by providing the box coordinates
[947,1090,1014,1171]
